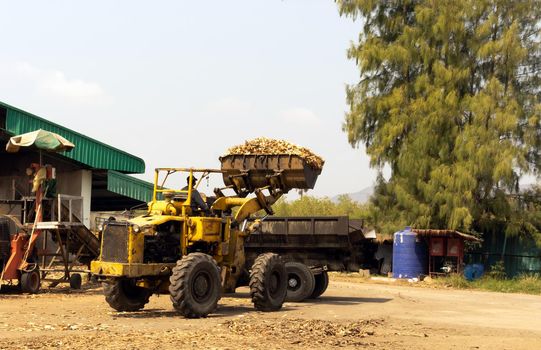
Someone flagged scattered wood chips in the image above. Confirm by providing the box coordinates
[223,316,382,347]
[225,137,324,169]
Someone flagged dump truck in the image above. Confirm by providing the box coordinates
[91,154,322,318]
[244,216,368,301]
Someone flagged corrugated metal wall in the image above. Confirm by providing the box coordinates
[1,102,145,174]
[466,231,541,277]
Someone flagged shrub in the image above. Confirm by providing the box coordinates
[488,260,507,280]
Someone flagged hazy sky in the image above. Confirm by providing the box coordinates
[0,1,379,198]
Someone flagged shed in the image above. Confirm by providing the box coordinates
[0,101,154,228]
[412,229,481,276]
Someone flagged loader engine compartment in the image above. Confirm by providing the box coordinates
[143,221,181,263]
[100,220,182,264]
[101,222,130,263]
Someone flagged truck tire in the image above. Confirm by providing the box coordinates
[169,253,221,318]
[309,271,329,299]
[250,253,287,311]
[20,269,40,294]
[285,262,315,302]
[69,273,82,289]
[103,279,151,312]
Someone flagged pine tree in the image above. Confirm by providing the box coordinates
[337,0,541,240]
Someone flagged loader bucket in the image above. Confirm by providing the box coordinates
[219,154,322,193]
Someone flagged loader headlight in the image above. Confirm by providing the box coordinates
[97,223,104,232]
[142,225,155,234]
[132,224,141,233]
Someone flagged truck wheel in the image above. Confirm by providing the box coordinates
[169,253,221,318]
[309,271,329,299]
[69,273,82,289]
[250,253,287,311]
[103,279,151,312]
[285,262,315,302]
[20,269,40,294]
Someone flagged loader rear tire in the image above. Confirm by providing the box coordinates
[309,271,329,299]
[103,279,151,312]
[250,253,287,311]
[169,253,221,318]
[285,262,315,302]
[20,269,40,294]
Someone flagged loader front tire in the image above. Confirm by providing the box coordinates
[169,253,221,318]
[250,253,287,311]
[103,279,151,312]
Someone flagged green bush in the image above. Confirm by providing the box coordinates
[433,273,472,289]
[488,260,507,280]
[513,274,541,294]
[433,273,541,295]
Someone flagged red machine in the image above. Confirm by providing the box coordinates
[411,229,481,276]
[428,236,464,275]
[1,130,99,293]
[0,164,54,293]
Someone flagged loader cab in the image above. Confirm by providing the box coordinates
[182,175,213,215]
[148,168,223,218]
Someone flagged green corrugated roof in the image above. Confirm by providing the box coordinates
[107,170,154,203]
[0,101,145,174]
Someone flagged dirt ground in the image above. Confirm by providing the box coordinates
[0,277,540,350]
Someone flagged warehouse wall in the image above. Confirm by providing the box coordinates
[56,169,92,227]
[0,175,24,216]
[0,149,92,227]
[0,153,34,218]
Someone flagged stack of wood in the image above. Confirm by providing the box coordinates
[225,137,324,169]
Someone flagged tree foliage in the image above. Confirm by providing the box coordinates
[272,195,373,220]
[337,1,541,240]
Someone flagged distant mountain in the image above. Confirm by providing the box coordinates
[332,186,374,204]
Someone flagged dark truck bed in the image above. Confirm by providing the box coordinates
[245,216,371,272]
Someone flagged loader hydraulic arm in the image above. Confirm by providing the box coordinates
[211,188,283,224]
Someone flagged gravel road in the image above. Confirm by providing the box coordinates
[0,277,539,349]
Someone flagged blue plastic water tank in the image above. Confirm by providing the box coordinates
[392,227,427,279]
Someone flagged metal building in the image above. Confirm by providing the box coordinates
[0,100,154,229]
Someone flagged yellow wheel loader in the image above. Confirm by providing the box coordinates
[91,155,321,318]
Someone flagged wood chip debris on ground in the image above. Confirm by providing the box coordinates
[225,137,324,169]
[222,316,383,347]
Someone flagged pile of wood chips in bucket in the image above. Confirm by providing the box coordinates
[225,137,324,169]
